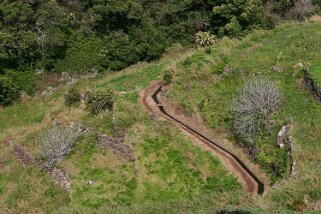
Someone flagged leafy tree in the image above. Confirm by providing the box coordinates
[213,0,263,36]
[0,1,37,68]
[35,1,70,68]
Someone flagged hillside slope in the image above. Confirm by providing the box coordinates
[166,20,321,211]
[1,21,321,213]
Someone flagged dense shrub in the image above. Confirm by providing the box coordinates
[195,31,216,47]
[54,35,104,74]
[231,77,282,146]
[213,0,263,36]
[64,87,81,107]
[41,126,80,166]
[0,76,20,106]
[86,89,114,115]
[5,70,37,95]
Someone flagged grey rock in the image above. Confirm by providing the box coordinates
[314,201,321,211]
[223,66,234,74]
[41,87,56,97]
[36,68,44,75]
[88,179,95,185]
[272,66,284,72]
[294,62,304,69]
[277,125,292,148]
[49,168,71,189]
[60,72,78,85]
[98,135,134,162]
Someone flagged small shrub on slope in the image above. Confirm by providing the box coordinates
[231,77,282,146]
[86,89,114,116]
[0,76,20,106]
[64,87,81,107]
[163,70,173,86]
[41,126,80,167]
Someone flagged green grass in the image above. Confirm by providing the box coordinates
[1,21,321,213]
[0,173,6,195]
[310,64,321,85]
[0,101,47,131]
[60,134,137,208]
[167,21,321,209]
[97,64,164,91]
[134,126,240,202]
[0,156,70,213]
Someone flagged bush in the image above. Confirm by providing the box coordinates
[0,76,20,106]
[41,126,80,166]
[286,0,315,20]
[86,89,114,115]
[64,87,81,107]
[231,77,282,146]
[163,70,173,86]
[5,70,37,95]
[195,31,216,47]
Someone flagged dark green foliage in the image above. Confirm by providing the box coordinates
[5,70,36,95]
[86,89,114,115]
[0,76,20,106]
[213,0,263,36]
[163,70,173,86]
[64,87,81,107]
[54,34,104,74]
[102,31,142,71]
[0,0,315,106]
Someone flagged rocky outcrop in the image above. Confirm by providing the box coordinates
[285,137,296,176]
[276,125,296,176]
[304,69,321,102]
[97,135,135,162]
[41,86,56,97]
[277,125,293,148]
[60,72,78,85]
[13,145,71,189]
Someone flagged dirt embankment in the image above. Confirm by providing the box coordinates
[140,80,270,196]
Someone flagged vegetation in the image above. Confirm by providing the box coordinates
[41,126,80,167]
[310,64,321,84]
[163,70,173,86]
[167,21,321,208]
[231,77,282,147]
[1,0,320,107]
[0,0,321,213]
[64,88,81,107]
[86,89,114,116]
[0,76,19,106]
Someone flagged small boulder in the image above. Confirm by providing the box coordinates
[272,66,283,72]
[223,66,234,74]
[277,125,293,148]
[41,87,56,97]
[293,62,304,69]
[88,179,95,185]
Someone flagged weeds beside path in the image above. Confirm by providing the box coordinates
[140,80,269,195]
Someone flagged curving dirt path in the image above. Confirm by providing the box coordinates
[140,80,267,196]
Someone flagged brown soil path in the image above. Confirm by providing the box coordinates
[140,80,268,196]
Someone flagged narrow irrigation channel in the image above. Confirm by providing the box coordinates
[141,81,265,195]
